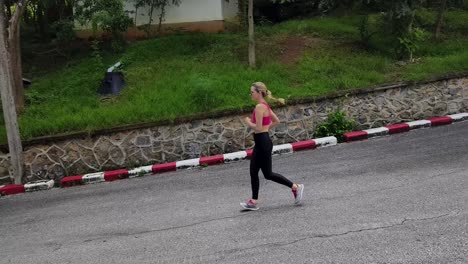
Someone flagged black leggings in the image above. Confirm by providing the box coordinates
[250,132,294,200]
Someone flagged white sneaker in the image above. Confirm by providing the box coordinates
[292,184,304,205]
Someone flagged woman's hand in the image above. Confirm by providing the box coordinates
[244,116,257,130]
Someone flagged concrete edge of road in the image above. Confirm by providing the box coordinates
[343,112,468,142]
[0,136,338,196]
[1,112,467,197]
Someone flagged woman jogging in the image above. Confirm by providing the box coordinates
[241,82,304,211]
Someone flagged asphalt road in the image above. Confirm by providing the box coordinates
[1,122,467,264]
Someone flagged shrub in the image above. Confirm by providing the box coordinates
[396,27,428,61]
[315,110,355,142]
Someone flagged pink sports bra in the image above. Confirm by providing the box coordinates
[252,102,272,126]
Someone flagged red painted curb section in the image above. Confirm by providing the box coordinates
[104,169,129,182]
[246,149,253,158]
[291,140,316,151]
[0,184,25,195]
[385,123,410,134]
[61,176,84,187]
[344,131,368,142]
[429,116,453,126]
[152,162,177,174]
[200,155,224,166]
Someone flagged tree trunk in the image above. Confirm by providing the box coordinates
[134,6,138,25]
[0,0,24,185]
[7,0,28,113]
[9,27,25,113]
[435,0,447,39]
[248,0,255,68]
[157,3,167,33]
[147,3,155,37]
[407,9,416,35]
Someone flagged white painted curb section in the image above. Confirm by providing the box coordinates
[272,144,293,155]
[449,113,468,122]
[406,120,431,129]
[176,158,200,169]
[24,180,55,192]
[365,127,389,137]
[129,165,153,178]
[315,136,338,147]
[223,151,247,162]
[82,172,105,184]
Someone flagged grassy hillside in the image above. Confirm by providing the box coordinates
[2,11,468,142]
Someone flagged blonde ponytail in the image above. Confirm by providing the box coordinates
[266,90,286,105]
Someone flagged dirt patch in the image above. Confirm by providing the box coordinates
[278,36,324,65]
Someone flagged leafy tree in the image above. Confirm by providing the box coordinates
[23,0,75,41]
[309,0,430,59]
[75,0,132,51]
[397,27,427,61]
[312,0,425,36]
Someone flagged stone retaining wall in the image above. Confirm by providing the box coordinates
[0,76,467,184]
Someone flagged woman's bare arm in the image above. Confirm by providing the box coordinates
[269,109,281,129]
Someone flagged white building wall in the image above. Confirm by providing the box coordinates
[222,0,238,20]
[125,0,225,27]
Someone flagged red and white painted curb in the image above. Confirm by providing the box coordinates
[0,136,337,196]
[59,136,337,188]
[0,180,55,196]
[1,112,466,197]
[344,113,468,142]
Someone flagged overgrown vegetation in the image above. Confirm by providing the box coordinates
[1,9,467,143]
[315,110,356,142]
[74,0,133,52]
